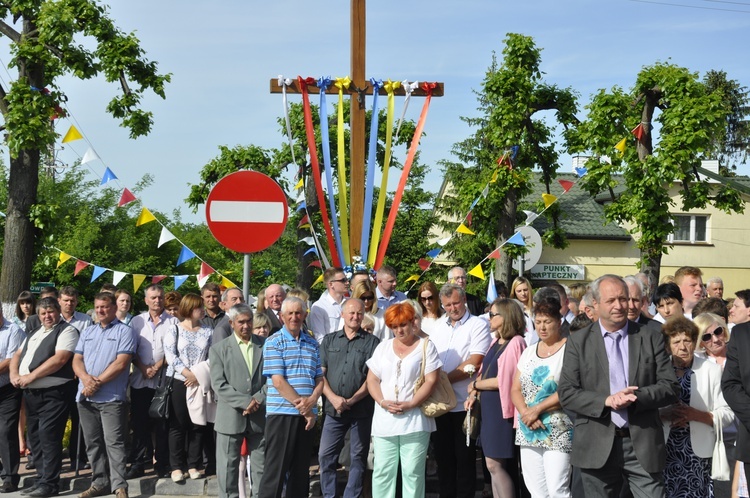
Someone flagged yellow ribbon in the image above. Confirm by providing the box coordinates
[335,77,351,264]
[368,78,399,267]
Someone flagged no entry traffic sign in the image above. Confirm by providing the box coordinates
[205,171,289,253]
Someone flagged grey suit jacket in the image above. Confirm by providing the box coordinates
[558,320,679,473]
[263,308,283,335]
[209,333,266,435]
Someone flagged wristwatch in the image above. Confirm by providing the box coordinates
[472,380,478,391]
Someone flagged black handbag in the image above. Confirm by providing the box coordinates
[148,325,178,419]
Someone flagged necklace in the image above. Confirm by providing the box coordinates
[538,340,562,357]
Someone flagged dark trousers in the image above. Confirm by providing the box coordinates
[24,382,75,489]
[432,411,477,498]
[67,388,87,466]
[258,415,315,498]
[168,381,203,471]
[129,387,165,470]
[0,384,22,485]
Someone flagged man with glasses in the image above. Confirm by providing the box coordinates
[310,268,349,343]
[448,267,485,316]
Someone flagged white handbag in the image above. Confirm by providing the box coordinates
[710,413,730,481]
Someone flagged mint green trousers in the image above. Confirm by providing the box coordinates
[372,431,430,498]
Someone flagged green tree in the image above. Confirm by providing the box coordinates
[0,0,170,305]
[703,70,750,174]
[571,62,745,290]
[438,33,578,288]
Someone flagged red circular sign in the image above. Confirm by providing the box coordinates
[205,171,289,253]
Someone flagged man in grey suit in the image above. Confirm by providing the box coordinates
[210,304,266,498]
[559,274,678,498]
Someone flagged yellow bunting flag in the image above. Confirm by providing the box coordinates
[490,170,499,183]
[293,178,304,190]
[136,208,156,226]
[298,224,311,230]
[312,274,325,287]
[542,194,557,208]
[614,137,627,155]
[456,223,475,235]
[133,274,147,293]
[405,274,420,283]
[468,263,485,280]
[57,251,73,268]
[221,276,237,289]
[61,125,83,143]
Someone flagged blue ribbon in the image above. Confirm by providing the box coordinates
[360,78,382,262]
[318,76,345,263]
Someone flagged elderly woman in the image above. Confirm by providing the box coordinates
[163,293,213,483]
[653,283,684,323]
[511,297,573,498]
[694,313,730,369]
[366,303,441,498]
[417,281,443,335]
[466,299,526,498]
[661,317,734,498]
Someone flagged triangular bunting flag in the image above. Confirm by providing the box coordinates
[488,248,501,259]
[90,266,107,283]
[456,223,475,235]
[312,274,325,287]
[614,137,627,155]
[81,148,100,164]
[298,236,315,246]
[133,274,147,293]
[574,166,588,177]
[118,188,137,207]
[466,213,473,226]
[303,247,318,257]
[100,167,118,185]
[221,276,237,289]
[506,232,526,246]
[74,260,89,276]
[152,275,167,284]
[481,185,489,198]
[405,275,420,283]
[631,123,645,140]
[558,180,574,193]
[158,227,176,248]
[199,262,215,282]
[136,207,156,226]
[418,258,431,271]
[437,237,451,247]
[542,193,557,208]
[173,275,189,290]
[426,248,441,259]
[57,251,73,268]
[296,201,307,212]
[308,261,322,268]
[61,125,83,143]
[523,210,539,224]
[490,170,499,183]
[176,246,196,266]
[510,145,519,160]
[298,224,311,230]
[112,271,127,286]
[600,155,612,165]
[198,273,211,288]
[298,214,309,227]
[263,270,272,277]
[470,197,480,209]
[293,178,304,190]
[468,264,485,281]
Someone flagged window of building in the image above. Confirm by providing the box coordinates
[669,215,708,243]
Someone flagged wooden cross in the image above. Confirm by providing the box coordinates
[269,0,443,261]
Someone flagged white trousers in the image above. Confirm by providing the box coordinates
[520,446,572,498]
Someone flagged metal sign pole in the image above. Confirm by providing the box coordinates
[243,254,251,302]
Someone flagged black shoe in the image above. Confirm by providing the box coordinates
[125,466,144,479]
[20,483,40,495]
[25,462,36,470]
[26,485,57,498]
[0,482,18,493]
[154,468,170,478]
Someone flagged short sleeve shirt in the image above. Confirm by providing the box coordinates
[0,319,24,387]
[19,321,79,389]
[75,319,136,402]
[129,311,178,389]
[263,327,323,416]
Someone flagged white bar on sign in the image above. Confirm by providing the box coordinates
[209,201,285,223]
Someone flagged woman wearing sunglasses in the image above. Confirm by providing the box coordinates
[350,280,388,340]
[417,282,443,336]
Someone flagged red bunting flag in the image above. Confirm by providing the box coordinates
[152,275,167,284]
[466,212,473,226]
[118,188,136,207]
[418,258,431,271]
[307,261,322,269]
[487,248,501,260]
[631,123,645,141]
[74,260,89,276]
[297,214,309,228]
[199,262,215,282]
[558,180,574,193]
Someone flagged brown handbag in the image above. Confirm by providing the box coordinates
[413,339,456,417]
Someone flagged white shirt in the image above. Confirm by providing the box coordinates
[430,310,491,411]
[19,321,78,388]
[129,311,178,389]
[309,291,345,343]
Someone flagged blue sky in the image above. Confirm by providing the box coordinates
[2,0,749,224]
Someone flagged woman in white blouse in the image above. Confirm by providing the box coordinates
[366,303,441,498]
[163,293,212,483]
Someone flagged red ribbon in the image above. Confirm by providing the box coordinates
[298,76,341,267]
[374,83,436,269]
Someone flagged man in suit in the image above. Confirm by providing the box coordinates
[210,303,266,498]
[559,274,679,498]
[722,320,750,480]
[262,284,286,335]
[211,288,245,344]
[623,276,654,326]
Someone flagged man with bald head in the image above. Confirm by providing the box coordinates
[263,284,286,335]
[211,288,246,344]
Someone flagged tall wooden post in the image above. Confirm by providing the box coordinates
[349,0,366,256]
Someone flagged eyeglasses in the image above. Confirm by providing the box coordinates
[361,295,375,301]
[701,327,725,342]
[488,311,501,319]
[420,295,434,301]
[452,276,467,282]
[330,278,349,284]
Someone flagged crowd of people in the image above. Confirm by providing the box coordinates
[0,264,750,498]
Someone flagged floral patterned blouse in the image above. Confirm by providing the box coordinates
[514,342,573,452]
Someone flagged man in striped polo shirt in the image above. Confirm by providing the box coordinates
[257,297,323,498]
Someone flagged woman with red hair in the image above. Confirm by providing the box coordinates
[366,303,442,497]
